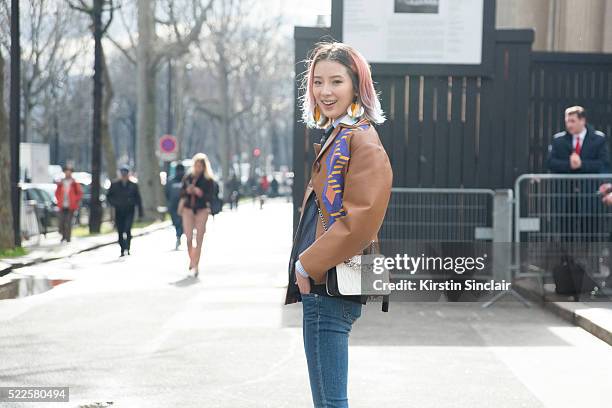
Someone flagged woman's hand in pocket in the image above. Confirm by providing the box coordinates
[296,272,311,294]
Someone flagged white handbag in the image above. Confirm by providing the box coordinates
[314,195,391,297]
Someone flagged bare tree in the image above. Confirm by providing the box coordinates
[173,60,188,159]
[68,0,116,232]
[0,52,14,249]
[65,0,118,179]
[108,0,213,218]
[245,34,293,172]
[101,48,117,179]
[104,54,137,168]
[193,0,284,186]
[0,0,83,143]
[53,74,92,170]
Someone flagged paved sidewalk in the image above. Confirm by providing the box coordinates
[3,206,612,347]
[0,221,171,299]
[545,301,612,345]
[515,279,612,346]
[1,221,171,273]
[1,200,610,407]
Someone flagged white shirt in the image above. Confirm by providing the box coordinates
[572,128,587,150]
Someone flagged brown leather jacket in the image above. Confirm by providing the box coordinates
[285,120,393,305]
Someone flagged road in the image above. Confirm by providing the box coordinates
[1,199,611,408]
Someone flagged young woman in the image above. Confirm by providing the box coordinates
[180,153,215,277]
[284,42,393,407]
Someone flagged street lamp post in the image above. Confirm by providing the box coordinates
[164,58,173,174]
[10,0,21,246]
[89,0,103,233]
[167,58,173,135]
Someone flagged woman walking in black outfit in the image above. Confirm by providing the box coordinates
[180,153,215,277]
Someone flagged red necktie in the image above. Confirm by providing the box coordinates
[575,137,581,155]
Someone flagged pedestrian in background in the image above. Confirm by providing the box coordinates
[270,177,279,198]
[166,163,186,249]
[284,42,393,407]
[228,174,241,210]
[54,164,83,243]
[547,106,610,242]
[179,153,215,277]
[547,106,610,291]
[258,174,269,209]
[107,165,143,257]
[247,175,258,204]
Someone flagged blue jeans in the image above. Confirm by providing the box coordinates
[302,293,362,408]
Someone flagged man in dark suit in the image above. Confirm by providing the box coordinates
[547,106,609,174]
[547,106,610,284]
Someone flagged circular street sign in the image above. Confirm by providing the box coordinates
[160,135,177,153]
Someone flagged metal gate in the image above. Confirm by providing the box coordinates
[379,188,497,281]
[380,188,495,243]
[514,173,612,295]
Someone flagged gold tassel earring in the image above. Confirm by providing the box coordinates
[347,100,364,119]
[313,105,328,128]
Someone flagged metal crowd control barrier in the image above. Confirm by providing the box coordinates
[381,188,495,242]
[21,200,40,245]
[514,174,612,298]
[379,188,515,307]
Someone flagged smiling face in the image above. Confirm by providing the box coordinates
[312,60,356,122]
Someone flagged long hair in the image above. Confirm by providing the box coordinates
[191,153,215,181]
[300,41,385,128]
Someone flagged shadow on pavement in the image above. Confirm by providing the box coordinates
[280,300,575,347]
[169,276,200,287]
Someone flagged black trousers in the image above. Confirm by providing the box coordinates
[59,209,74,242]
[116,208,135,252]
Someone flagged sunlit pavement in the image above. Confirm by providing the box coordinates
[1,198,611,408]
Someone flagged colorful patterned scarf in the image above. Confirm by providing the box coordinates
[322,118,371,225]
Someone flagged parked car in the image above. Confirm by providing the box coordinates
[34,183,59,206]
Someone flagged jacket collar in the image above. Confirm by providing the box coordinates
[581,125,594,154]
[327,114,360,130]
[314,114,363,163]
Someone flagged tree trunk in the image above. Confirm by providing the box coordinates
[219,61,231,193]
[101,47,117,180]
[137,0,162,219]
[0,53,15,249]
[22,91,31,143]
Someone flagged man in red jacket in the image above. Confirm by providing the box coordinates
[54,164,83,242]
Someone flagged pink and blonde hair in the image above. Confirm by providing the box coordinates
[301,42,385,128]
